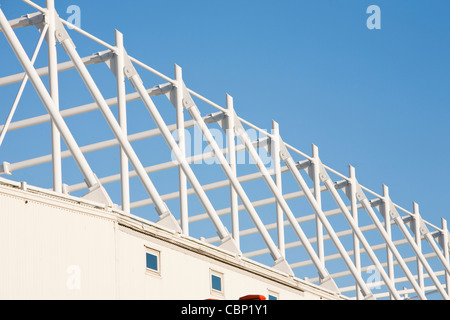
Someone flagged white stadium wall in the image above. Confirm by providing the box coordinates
[0,178,344,300]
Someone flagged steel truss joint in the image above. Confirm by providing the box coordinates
[156,210,182,233]
[272,257,295,277]
[217,234,241,255]
[0,162,12,175]
[81,178,113,208]
[54,17,74,47]
[319,275,341,294]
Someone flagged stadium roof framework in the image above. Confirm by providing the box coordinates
[0,0,449,300]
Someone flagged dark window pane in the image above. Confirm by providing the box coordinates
[146,252,158,271]
[211,274,222,292]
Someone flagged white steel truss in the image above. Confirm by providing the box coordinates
[0,1,449,300]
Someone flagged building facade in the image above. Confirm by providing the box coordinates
[0,178,344,300]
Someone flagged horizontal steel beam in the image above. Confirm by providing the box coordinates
[0,50,113,87]
[0,12,43,33]
[0,83,172,133]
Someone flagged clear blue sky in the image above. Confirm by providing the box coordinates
[0,0,449,293]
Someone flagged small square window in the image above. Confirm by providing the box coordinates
[210,270,224,295]
[145,247,160,275]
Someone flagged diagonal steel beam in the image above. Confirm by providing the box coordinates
[46,2,62,194]
[0,11,43,33]
[307,154,402,299]
[177,84,292,275]
[52,17,180,232]
[226,111,340,293]
[277,137,373,298]
[0,8,112,205]
[0,22,48,147]
[350,179,428,300]
[388,203,449,300]
[119,52,240,254]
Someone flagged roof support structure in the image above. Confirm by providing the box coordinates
[0,1,448,299]
[271,121,285,257]
[53,17,181,232]
[113,30,130,213]
[352,183,427,300]
[174,65,189,235]
[227,111,339,292]
[178,84,292,275]
[389,203,449,299]
[278,137,374,298]
[226,94,240,250]
[0,8,111,205]
[120,50,241,254]
[46,0,62,194]
[311,154,402,299]
[0,21,48,147]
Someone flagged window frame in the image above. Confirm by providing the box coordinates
[145,247,161,277]
[210,269,224,296]
[267,289,279,300]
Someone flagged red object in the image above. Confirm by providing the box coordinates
[239,294,266,300]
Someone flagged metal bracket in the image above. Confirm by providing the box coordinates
[0,162,12,175]
[317,162,331,183]
[164,86,177,108]
[1,12,45,31]
[81,180,113,208]
[438,230,450,251]
[26,12,45,27]
[182,93,196,111]
[205,111,226,125]
[156,210,182,233]
[418,220,430,236]
[178,82,199,112]
[272,257,295,277]
[217,234,241,255]
[117,49,143,86]
[93,50,115,65]
[296,159,312,170]
[319,275,341,294]
[387,200,401,220]
[54,15,76,48]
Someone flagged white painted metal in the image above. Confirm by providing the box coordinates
[233,118,338,291]
[278,140,373,298]
[114,30,130,213]
[271,121,285,257]
[382,185,395,300]
[348,165,362,300]
[0,23,47,147]
[391,210,449,299]
[0,50,113,87]
[311,145,324,265]
[46,0,62,194]
[124,59,241,253]
[414,202,425,291]
[442,218,450,296]
[54,20,182,231]
[0,1,448,300]
[226,94,239,248]
[180,87,290,272]
[0,8,99,189]
[357,193,427,300]
[318,164,401,299]
[175,64,188,235]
